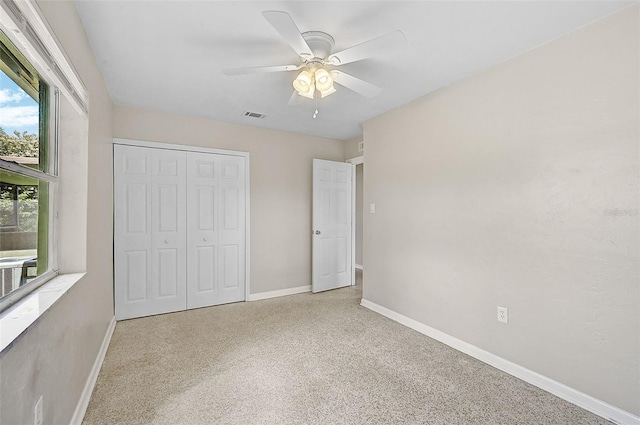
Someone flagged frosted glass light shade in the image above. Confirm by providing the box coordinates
[319,85,336,98]
[293,70,314,96]
[314,69,333,91]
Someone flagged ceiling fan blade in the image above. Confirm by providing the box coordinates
[332,71,381,98]
[327,30,407,65]
[287,90,304,106]
[262,11,314,59]
[223,64,301,76]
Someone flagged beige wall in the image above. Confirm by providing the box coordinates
[0,1,115,424]
[363,5,639,416]
[113,106,345,294]
[344,137,363,160]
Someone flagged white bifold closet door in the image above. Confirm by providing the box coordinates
[186,152,245,309]
[114,144,246,320]
[114,145,187,320]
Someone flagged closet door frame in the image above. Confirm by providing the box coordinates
[113,137,251,303]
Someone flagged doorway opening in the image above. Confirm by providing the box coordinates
[346,156,364,291]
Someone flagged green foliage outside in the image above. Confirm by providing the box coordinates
[0,127,38,232]
[0,127,39,157]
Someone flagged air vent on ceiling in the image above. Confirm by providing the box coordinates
[243,111,266,119]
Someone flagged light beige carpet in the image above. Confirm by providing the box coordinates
[83,275,610,424]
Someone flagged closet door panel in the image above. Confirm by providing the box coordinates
[114,145,187,320]
[196,245,216,291]
[115,145,153,320]
[218,156,245,304]
[221,244,239,288]
[150,149,187,313]
[186,152,219,309]
[125,250,148,301]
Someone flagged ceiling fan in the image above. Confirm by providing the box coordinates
[223,11,406,115]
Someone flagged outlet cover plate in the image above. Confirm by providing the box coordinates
[497,306,508,324]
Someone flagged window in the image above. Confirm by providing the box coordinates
[0,29,57,305]
[0,0,88,315]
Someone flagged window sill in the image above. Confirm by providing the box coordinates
[0,272,85,354]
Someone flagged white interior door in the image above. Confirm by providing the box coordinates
[312,159,353,292]
[114,145,187,320]
[186,152,246,308]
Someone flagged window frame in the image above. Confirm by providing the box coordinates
[0,83,59,312]
[0,0,86,313]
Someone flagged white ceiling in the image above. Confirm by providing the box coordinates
[74,1,631,141]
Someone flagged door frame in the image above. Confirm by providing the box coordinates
[346,155,363,286]
[113,137,251,301]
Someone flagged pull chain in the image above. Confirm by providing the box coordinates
[313,88,319,119]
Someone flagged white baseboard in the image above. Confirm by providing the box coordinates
[70,316,116,425]
[248,285,311,301]
[355,264,363,270]
[360,299,639,425]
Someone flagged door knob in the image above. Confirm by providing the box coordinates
[164,239,168,244]
[203,237,207,242]
[314,230,321,235]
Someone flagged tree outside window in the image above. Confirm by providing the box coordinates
[0,129,39,233]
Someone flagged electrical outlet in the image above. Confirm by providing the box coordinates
[497,306,508,324]
[34,396,43,425]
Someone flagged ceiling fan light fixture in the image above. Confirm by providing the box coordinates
[314,69,334,91]
[293,70,314,95]
[319,85,336,98]
[298,89,315,99]
[224,10,403,113]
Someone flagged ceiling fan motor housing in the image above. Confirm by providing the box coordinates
[301,31,335,60]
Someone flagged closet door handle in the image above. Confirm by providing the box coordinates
[164,239,168,244]
[203,237,207,242]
